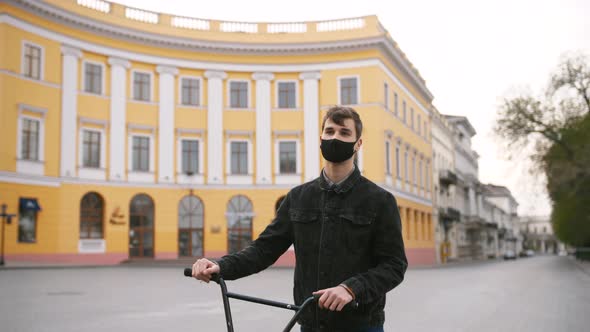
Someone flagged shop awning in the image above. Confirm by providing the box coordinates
[19,198,42,212]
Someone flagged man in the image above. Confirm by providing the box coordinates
[193,106,407,332]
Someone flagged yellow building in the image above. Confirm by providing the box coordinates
[0,0,436,265]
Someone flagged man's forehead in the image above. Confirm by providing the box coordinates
[324,118,355,130]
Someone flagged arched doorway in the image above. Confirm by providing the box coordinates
[80,192,104,239]
[178,195,204,257]
[129,194,155,258]
[227,195,253,254]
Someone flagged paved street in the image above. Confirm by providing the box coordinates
[1,256,589,332]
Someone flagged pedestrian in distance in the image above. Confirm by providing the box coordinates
[193,106,408,332]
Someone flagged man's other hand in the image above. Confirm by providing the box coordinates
[313,286,353,311]
[192,258,220,283]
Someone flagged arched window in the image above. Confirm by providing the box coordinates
[80,192,104,239]
[129,194,155,258]
[178,195,204,257]
[226,195,253,254]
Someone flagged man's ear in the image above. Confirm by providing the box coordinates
[355,138,363,151]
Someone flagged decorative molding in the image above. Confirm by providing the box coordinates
[176,128,205,135]
[156,65,179,76]
[18,103,47,117]
[127,123,156,133]
[299,71,321,80]
[60,44,82,58]
[78,116,108,127]
[273,130,302,138]
[107,57,130,68]
[252,72,274,81]
[225,130,254,138]
[204,70,227,80]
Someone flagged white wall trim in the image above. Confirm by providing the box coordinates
[227,79,251,109]
[337,75,361,106]
[178,75,203,106]
[20,39,45,81]
[81,59,106,95]
[130,69,154,102]
[274,79,299,109]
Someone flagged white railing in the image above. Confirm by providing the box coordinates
[76,0,110,13]
[316,18,365,32]
[171,17,211,30]
[220,21,258,33]
[267,23,307,34]
[125,8,159,24]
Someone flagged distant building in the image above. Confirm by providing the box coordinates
[520,216,565,254]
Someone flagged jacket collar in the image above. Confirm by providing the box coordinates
[318,164,361,194]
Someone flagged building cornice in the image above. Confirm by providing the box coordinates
[7,0,433,104]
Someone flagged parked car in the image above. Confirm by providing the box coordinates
[526,249,535,257]
[558,250,567,256]
[503,250,517,260]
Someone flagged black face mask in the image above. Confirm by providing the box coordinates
[320,138,357,163]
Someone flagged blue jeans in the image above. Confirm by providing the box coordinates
[300,326,384,332]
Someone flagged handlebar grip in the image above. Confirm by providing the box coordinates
[183,268,221,284]
[312,293,359,311]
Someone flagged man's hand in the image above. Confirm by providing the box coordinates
[192,258,220,283]
[313,286,353,311]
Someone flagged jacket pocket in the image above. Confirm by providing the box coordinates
[290,208,320,224]
[340,213,375,254]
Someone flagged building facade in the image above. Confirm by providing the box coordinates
[0,0,436,265]
[520,216,564,254]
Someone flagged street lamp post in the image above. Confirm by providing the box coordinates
[0,204,16,266]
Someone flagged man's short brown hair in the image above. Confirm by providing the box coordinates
[321,106,363,140]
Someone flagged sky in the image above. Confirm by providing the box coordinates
[111,0,590,216]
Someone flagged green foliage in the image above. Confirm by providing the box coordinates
[495,54,590,246]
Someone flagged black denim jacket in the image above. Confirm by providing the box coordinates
[216,166,408,331]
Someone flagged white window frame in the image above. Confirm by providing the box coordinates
[78,126,107,180]
[178,75,203,107]
[226,138,253,184]
[227,79,251,109]
[275,80,299,109]
[337,75,360,105]
[81,60,106,95]
[274,139,301,185]
[130,69,154,102]
[395,140,402,188]
[21,40,45,81]
[177,137,205,184]
[394,92,398,116]
[16,104,46,176]
[128,133,155,183]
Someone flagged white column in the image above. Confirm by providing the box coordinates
[252,72,274,185]
[156,65,178,184]
[205,70,227,184]
[108,57,130,181]
[300,71,321,182]
[60,45,82,178]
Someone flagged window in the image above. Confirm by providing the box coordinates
[230,81,248,108]
[178,195,204,257]
[84,62,102,94]
[80,192,104,239]
[340,77,358,105]
[181,140,199,174]
[18,198,40,243]
[395,145,401,179]
[412,155,416,185]
[181,77,200,106]
[132,136,150,171]
[384,83,389,110]
[385,141,391,174]
[394,92,398,115]
[410,108,415,130]
[402,101,407,123]
[419,159,423,188]
[424,121,428,139]
[279,141,297,174]
[278,82,296,109]
[227,195,253,254]
[21,118,40,161]
[417,115,421,135]
[133,72,151,101]
[230,141,248,174]
[129,194,155,258]
[23,43,42,79]
[426,162,430,191]
[82,130,101,168]
[404,150,409,182]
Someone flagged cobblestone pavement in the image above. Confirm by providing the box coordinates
[0,255,588,332]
